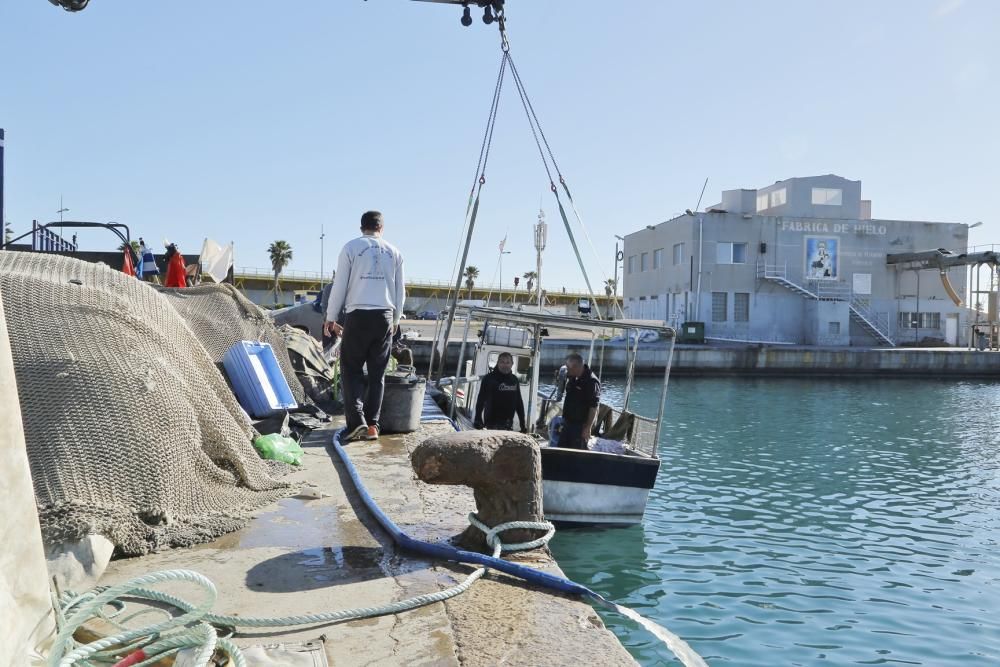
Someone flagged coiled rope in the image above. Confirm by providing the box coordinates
[50,513,554,666]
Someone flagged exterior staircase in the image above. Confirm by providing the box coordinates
[756,262,895,347]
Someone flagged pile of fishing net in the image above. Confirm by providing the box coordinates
[0,251,296,555]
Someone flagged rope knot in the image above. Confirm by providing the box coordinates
[467,513,555,556]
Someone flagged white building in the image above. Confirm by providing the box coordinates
[622,175,975,346]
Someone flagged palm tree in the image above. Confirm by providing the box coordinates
[604,277,617,297]
[523,271,537,294]
[268,240,293,303]
[118,240,141,255]
[463,265,480,298]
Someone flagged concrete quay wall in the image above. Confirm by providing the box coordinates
[409,339,1000,377]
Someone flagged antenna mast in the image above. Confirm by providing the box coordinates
[534,207,547,311]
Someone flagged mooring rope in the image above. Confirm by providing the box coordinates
[49,473,555,667]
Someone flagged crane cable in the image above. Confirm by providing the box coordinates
[502,46,605,319]
[504,53,620,316]
[434,49,508,380]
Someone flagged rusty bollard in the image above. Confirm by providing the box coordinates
[411,430,545,552]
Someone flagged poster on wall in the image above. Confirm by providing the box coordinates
[804,237,838,280]
[853,272,872,295]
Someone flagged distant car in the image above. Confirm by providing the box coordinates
[417,310,438,320]
[402,310,418,320]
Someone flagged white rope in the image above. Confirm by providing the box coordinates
[50,517,555,667]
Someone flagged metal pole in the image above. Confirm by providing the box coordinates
[320,224,325,283]
[527,323,541,429]
[436,196,482,381]
[613,240,619,319]
[498,250,503,307]
[449,314,473,420]
[653,337,675,455]
[0,129,5,247]
[694,215,703,320]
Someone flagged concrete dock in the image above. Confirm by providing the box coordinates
[98,419,636,666]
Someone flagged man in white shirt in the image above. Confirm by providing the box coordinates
[324,211,406,441]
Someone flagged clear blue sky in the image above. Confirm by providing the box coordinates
[1,0,997,291]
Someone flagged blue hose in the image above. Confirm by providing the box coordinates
[332,426,709,666]
[332,428,596,599]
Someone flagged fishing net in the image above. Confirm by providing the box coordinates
[0,252,292,556]
[155,283,306,404]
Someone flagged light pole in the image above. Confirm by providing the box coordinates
[498,250,510,306]
[534,208,547,312]
[57,196,69,237]
[613,235,624,319]
[320,224,325,284]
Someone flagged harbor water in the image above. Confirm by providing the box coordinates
[549,377,1000,665]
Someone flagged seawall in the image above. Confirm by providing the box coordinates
[409,339,1000,377]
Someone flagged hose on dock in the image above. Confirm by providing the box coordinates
[337,421,708,667]
[48,424,705,667]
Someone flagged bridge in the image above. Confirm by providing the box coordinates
[233,267,618,313]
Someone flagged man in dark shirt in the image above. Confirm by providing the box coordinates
[474,352,527,432]
[557,352,601,449]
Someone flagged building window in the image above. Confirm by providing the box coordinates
[734,292,750,322]
[770,188,787,207]
[829,321,841,335]
[640,252,648,271]
[653,248,663,269]
[712,292,727,322]
[812,187,843,206]
[716,242,748,264]
[898,312,941,329]
[628,255,636,274]
[756,192,769,212]
[672,243,684,266]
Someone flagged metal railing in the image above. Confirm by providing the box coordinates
[233,266,596,295]
[756,260,894,344]
[755,261,788,280]
[536,393,659,458]
[849,296,893,342]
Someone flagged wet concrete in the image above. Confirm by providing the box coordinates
[98,420,636,666]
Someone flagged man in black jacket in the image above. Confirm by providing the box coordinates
[474,352,527,432]
[557,352,601,449]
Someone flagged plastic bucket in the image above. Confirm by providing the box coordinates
[380,373,427,434]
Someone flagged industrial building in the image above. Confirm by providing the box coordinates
[622,175,981,347]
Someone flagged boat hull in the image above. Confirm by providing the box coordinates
[540,447,660,525]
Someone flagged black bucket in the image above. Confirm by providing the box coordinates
[380,367,427,433]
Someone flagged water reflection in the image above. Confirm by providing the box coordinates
[550,377,1000,666]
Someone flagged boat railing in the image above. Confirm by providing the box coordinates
[438,375,481,417]
[536,393,659,458]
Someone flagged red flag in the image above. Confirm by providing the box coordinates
[122,248,136,277]
[165,251,187,288]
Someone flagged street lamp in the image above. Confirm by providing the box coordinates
[320,224,326,284]
[57,196,69,237]
[498,250,511,306]
[613,235,625,319]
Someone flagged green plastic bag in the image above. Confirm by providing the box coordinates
[253,433,304,466]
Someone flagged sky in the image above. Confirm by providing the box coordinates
[1,0,997,292]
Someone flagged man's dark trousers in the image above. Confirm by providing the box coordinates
[340,309,393,432]
[557,419,587,449]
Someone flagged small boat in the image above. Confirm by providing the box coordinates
[434,305,675,525]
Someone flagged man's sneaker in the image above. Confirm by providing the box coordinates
[365,425,380,441]
[343,425,368,442]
